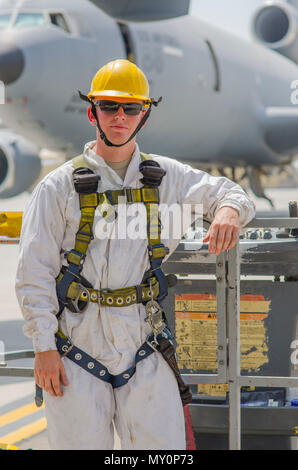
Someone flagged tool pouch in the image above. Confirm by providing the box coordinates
[157,337,192,406]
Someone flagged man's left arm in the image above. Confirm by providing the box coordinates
[178,163,256,255]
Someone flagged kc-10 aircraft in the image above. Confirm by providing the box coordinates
[1,0,298,205]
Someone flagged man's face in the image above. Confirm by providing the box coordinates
[88,96,147,146]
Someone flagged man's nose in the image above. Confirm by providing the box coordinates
[114,105,125,117]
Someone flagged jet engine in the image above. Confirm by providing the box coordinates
[252,1,298,64]
[0,130,41,198]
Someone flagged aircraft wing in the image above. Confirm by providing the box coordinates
[88,0,190,21]
[262,107,298,154]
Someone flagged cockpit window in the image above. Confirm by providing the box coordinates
[14,13,46,28]
[49,13,70,33]
[0,14,12,29]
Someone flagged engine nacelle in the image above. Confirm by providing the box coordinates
[252,1,298,64]
[0,130,41,198]
[89,0,190,21]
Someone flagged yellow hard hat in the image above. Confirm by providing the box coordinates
[87,59,151,106]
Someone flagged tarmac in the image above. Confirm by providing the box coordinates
[0,180,297,450]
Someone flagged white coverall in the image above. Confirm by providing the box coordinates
[15,141,255,450]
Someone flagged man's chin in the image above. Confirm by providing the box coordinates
[106,132,130,145]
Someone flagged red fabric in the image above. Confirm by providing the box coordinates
[184,405,196,450]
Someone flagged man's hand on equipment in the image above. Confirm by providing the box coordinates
[34,350,68,397]
[203,206,240,255]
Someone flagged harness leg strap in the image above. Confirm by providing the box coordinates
[34,330,169,407]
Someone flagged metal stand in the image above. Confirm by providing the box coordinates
[226,217,298,449]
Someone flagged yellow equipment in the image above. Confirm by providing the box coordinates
[0,212,22,238]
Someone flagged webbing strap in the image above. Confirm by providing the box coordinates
[94,187,158,205]
[73,195,98,256]
[54,330,169,388]
[141,158,169,303]
[65,156,101,263]
[56,273,160,307]
[56,263,81,312]
[72,154,85,169]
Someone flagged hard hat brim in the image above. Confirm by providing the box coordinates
[88,90,151,106]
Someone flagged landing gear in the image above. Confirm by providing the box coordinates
[245,167,274,208]
[217,166,274,208]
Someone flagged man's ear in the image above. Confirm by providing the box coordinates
[87,105,97,126]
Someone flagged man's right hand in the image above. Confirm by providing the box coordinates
[34,350,68,397]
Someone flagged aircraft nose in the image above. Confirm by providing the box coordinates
[0,42,24,85]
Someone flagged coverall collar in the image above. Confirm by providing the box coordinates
[83,140,144,187]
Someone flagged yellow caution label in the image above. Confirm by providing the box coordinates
[196,384,229,397]
[175,294,271,313]
[175,293,271,396]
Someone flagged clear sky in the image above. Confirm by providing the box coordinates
[190,0,288,40]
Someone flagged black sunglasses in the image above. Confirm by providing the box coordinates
[94,100,144,116]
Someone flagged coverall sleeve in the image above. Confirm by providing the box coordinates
[15,176,67,352]
[178,163,256,227]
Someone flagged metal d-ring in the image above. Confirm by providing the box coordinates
[70,286,90,314]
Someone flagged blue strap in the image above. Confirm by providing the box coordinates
[56,263,82,318]
[35,329,172,407]
[56,263,81,302]
[55,331,172,388]
[55,333,113,384]
[150,258,168,304]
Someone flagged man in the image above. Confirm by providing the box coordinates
[15,59,255,450]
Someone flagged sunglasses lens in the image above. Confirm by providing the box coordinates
[98,101,119,114]
[122,103,143,115]
[95,101,143,115]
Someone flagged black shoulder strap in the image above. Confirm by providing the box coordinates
[139,152,166,187]
[72,154,100,194]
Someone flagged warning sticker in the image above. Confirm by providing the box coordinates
[196,384,229,397]
[175,293,270,374]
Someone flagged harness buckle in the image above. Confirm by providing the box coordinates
[61,342,74,358]
[58,332,74,357]
[69,285,90,314]
[125,188,134,203]
[146,336,159,352]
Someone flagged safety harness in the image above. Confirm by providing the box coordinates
[35,152,191,407]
